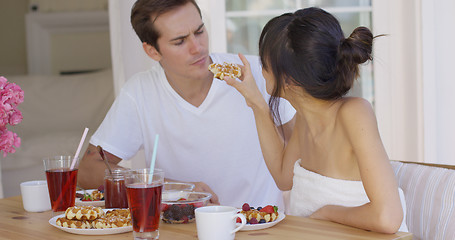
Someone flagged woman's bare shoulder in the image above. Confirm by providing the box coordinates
[337,97,377,129]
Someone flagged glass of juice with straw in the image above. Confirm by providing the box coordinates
[126,168,164,240]
[43,155,78,213]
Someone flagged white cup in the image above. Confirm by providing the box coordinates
[195,206,247,240]
[20,180,52,212]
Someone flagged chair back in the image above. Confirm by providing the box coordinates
[391,160,455,240]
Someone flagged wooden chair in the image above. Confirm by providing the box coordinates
[391,160,455,240]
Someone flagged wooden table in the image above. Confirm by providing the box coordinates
[1,196,412,240]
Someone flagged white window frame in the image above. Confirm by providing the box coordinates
[199,0,426,163]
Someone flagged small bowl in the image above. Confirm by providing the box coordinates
[161,191,212,224]
[163,182,195,201]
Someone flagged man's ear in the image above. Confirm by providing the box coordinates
[142,42,161,61]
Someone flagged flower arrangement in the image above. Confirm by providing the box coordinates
[0,76,24,157]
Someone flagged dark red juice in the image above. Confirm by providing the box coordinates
[45,168,78,212]
[105,178,128,208]
[127,184,163,232]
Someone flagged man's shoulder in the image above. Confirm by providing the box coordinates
[125,65,163,86]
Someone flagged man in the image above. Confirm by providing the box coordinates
[78,0,295,208]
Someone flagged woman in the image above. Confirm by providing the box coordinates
[224,7,407,233]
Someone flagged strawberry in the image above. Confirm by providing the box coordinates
[236,217,242,223]
[161,203,169,212]
[259,205,275,213]
[242,203,250,211]
[97,184,105,193]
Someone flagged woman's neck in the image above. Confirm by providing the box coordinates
[286,89,342,129]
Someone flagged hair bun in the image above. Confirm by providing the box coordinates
[339,27,373,64]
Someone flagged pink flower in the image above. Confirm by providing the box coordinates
[0,127,21,157]
[0,76,23,157]
[9,109,23,125]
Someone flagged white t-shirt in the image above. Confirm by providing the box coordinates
[90,53,295,209]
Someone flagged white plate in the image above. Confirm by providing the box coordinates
[238,210,285,231]
[48,209,132,235]
[75,189,104,207]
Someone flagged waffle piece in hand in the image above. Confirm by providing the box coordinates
[208,62,241,80]
[65,206,104,221]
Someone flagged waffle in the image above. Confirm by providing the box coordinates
[91,214,131,229]
[90,190,104,201]
[241,209,278,223]
[56,217,91,229]
[208,62,241,80]
[65,206,104,221]
[56,207,132,229]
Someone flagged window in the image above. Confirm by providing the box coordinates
[202,0,428,163]
[208,0,373,102]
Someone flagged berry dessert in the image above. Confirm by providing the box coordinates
[238,203,279,224]
[161,198,203,224]
[161,192,211,224]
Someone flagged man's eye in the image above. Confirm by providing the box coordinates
[196,29,204,35]
[174,40,184,46]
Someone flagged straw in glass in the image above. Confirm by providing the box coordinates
[148,134,159,184]
[70,127,89,169]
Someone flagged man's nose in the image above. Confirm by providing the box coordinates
[188,35,201,54]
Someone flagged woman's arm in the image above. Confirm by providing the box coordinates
[310,98,403,234]
[224,53,297,190]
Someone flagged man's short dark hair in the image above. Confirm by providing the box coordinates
[131,0,202,51]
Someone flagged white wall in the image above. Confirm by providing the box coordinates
[421,0,455,165]
[0,0,28,75]
[373,0,455,165]
[372,0,422,163]
[108,0,156,95]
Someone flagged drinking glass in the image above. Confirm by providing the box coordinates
[104,168,131,208]
[126,168,164,240]
[43,156,78,213]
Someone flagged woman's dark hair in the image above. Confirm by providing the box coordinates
[131,0,202,52]
[259,7,373,122]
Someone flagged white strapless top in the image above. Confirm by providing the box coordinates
[289,159,408,232]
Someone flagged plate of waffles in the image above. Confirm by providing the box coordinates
[49,208,132,235]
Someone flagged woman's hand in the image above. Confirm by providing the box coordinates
[224,53,268,110]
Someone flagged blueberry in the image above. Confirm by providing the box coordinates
[259,219,266,224]
[257,207,262,211]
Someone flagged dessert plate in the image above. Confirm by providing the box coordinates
[48,209,132,235]
[75,189,104,207]
[238,210,285,231]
